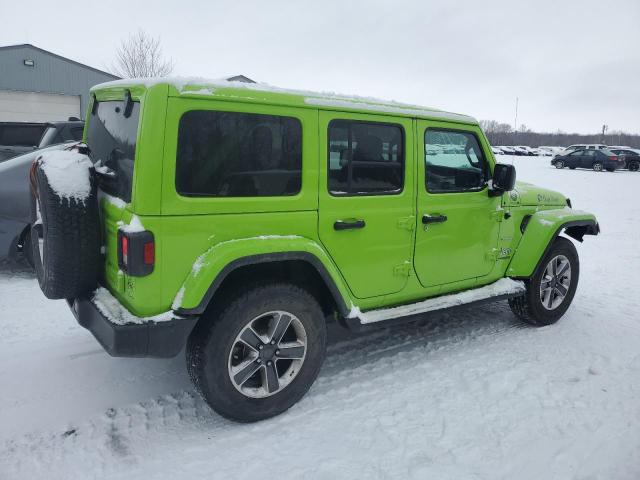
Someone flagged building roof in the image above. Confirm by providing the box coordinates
[0,44,119,79]
[92,77,476,124]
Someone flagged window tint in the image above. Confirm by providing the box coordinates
[584,150,596,157]
[86,101,140,203]
[424,129,488,193]
[328,120,404,195]
[568,150,583,156]
[70,127,84,141]
[0,125,46,146]
[176,111,302,197]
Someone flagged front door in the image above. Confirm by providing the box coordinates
[318,111,415,299]
[414,120,501,287]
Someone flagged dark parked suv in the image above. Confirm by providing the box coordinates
[551,148,625,172]
[0,119,84,162]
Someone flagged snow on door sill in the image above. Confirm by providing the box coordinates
[351,278,526,325]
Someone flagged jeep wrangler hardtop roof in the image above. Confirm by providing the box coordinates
[91,77,477,124]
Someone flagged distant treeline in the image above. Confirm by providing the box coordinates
[480,120,640,148]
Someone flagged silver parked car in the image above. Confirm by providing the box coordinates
[0,143,70,263]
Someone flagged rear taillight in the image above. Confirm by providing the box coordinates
[118,229,154,276]
[610,156,617,161]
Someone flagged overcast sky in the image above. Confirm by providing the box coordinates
[3,0,639,134]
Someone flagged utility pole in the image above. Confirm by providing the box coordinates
[514,97,519,144]
[601,124,608,144]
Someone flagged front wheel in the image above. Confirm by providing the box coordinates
[509,237,579,326]
[628,161,639,172]
[187,283,327,422]
[555,161,564,169]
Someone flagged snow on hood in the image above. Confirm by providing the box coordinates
[37,149,93,202]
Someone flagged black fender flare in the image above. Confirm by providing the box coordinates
[174,251,351,317]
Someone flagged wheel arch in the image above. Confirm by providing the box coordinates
[175,250,352,319]
[507,210,599,279]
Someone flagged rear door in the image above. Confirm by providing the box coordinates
[565,149,583,168]
[581,150,596,168]
[317,111,415,299]
[414,120,500,287]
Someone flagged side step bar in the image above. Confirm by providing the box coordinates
[344,278,526,332]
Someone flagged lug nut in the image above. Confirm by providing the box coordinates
[256,358,262,363]
[275,350,280,355]
[267,361,272,366]
[259,345,264,350]
[270,340,276,345]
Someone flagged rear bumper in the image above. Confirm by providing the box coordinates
[67,297,198,358]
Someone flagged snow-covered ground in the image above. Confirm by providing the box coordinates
[2,156,640,479]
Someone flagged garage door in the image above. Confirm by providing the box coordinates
[0,90,81,123]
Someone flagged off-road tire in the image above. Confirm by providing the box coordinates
[508,237,579,326]
[187,283,327,422]
[30,164,101,299]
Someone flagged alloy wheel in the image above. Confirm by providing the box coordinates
[228,310,307,398]
[539,254,572,311]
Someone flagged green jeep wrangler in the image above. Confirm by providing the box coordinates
[30,79,599,422]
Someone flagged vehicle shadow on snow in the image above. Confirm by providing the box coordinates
[0,298,527,471]
[109,302,523,429]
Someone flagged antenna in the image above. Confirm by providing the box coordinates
[514,97,519,143]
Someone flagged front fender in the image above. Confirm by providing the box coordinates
[507,209,599,278]
[174,235,352,316]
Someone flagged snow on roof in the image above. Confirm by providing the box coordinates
[92,77,476,124]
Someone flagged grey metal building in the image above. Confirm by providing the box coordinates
[0,44,119,122]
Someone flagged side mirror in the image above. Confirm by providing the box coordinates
[490,163,516,196]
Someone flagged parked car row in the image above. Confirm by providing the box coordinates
[493,146,556,156]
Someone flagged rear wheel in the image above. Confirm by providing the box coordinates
[509,237,579,326]
[187,283,327,422]
[592,162,603,172]
[555,161,564,169]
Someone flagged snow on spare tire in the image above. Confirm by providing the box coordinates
[30,147,101,299]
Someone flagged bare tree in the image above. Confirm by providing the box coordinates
[112,30,174,78]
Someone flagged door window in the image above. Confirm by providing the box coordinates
[327,120,404,195]
[424,129,488,193]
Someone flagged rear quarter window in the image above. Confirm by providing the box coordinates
[176,110,302,197]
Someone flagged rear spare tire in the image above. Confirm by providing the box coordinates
[30,148,101,299]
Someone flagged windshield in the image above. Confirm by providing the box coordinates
[86,100,140,202]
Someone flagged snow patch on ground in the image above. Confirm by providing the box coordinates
[37,149,93,202]
[2,156,640,479]
[355,278,525,324]
[92,287,174,325]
